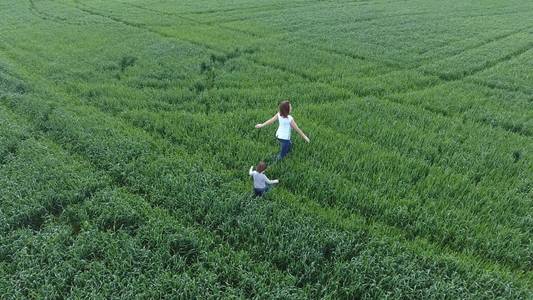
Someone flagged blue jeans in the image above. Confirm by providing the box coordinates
[254,184,271,197]
[278,138,292,160]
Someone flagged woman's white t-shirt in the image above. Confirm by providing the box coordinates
[276,113,293,140]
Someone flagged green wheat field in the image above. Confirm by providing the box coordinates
[0,0,532,298]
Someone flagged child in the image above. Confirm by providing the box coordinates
[249,161,279,197]
[255,100,310,160]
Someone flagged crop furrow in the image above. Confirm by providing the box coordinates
[73,0,400,77]
[185,0,317,16]
[272,187,533,288]
[428,45,533,82]
[28,0,102,25]
[419,24,533,58]
[405,49,533,97]
[116,1,260,38]
[469,78,533,97]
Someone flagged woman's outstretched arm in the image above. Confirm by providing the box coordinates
[291,119,310,143]
[249,166,254,175]
[255,114,278,128]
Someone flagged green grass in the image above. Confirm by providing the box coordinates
[0,0,532,298]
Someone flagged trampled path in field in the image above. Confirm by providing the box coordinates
[0,0,532,298]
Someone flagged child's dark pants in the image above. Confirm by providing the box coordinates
[254,184,272,197]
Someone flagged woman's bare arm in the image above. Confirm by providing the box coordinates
[249,166,254,175]
[255,114,278,128]
[291,119,310,143]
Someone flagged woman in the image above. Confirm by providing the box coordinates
[255,100,310,160]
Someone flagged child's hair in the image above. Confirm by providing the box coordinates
[279,100,291,118]
[256,161,267,173]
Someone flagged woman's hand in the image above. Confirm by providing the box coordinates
[291,119,310,143]
[255,114,278,129]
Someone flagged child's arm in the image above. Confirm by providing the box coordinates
[255,113,278,129]
[265,175,279,184]
[291,119,310,143]
[249,166,254,175]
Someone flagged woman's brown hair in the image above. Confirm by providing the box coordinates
[256,161,267,173]
[278,100,291,118]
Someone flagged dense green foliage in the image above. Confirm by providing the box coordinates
[0,0,532,298]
